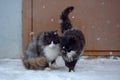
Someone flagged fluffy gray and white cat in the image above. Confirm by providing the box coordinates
[59,6,85,72]
[22,31,60,70]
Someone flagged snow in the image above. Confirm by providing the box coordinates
[101,2,105,5]
[29,32,34,36]
[106,20,111,24]
[116,24,120,28]
[51,18,54,22]
[97,37,101,41]
[109,52,113,55]
[72,16,75,19]
[43,5,46,8]
[0,57,120,80]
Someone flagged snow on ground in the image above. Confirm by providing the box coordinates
[0,57,120,80]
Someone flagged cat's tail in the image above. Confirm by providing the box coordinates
[60,6,74,33]
[22,57,47,70]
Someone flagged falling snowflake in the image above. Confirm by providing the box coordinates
[97,37,101,41]
[91,25,95,29]
[43,5,46,8]
[101,2,105,5]
[72,16,75,19]
[116,24,120,28]
[29,32,34,36]
[51,18,54,22]
[109,52,112,55]
[106,20,111,24]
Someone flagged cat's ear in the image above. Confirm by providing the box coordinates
[44,32,49,36]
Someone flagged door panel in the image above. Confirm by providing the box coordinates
[23,0,120,55]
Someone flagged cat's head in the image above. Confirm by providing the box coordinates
[60,36,78,54]
[42,30,60,47]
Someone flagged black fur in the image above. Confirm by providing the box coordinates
[65,60,77,72]
[60,6,74,33]
[60,6,85,72]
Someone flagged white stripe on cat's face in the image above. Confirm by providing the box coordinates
[48,41,55,48]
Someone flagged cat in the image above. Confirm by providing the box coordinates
[22,30,60,70]
[59,6,85,72]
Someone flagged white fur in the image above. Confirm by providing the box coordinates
[48,41,55,48]
[51,63,58,68]
[64,51,76,62]
[43,42,60,62]
[44,67,51,71]
[67,51,76,59]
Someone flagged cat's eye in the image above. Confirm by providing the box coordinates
[54,32,57,35]
[63,46,65,49]
[53,40,58,44]
[53,38,60,44]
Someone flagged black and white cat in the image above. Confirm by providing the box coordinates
[59,6,85,72]
[22,31,60,70]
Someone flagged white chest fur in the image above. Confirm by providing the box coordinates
[43,44,60,62]
[63,51,76,62]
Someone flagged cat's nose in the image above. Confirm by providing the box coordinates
[49,43,55,48]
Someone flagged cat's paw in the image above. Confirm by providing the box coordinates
[44,67,51,71]
[51,63,58,68]
[70,70,75,72]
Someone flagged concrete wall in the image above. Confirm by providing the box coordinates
[0,0,22,58]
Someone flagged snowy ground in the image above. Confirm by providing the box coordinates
[0,57,120,80]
